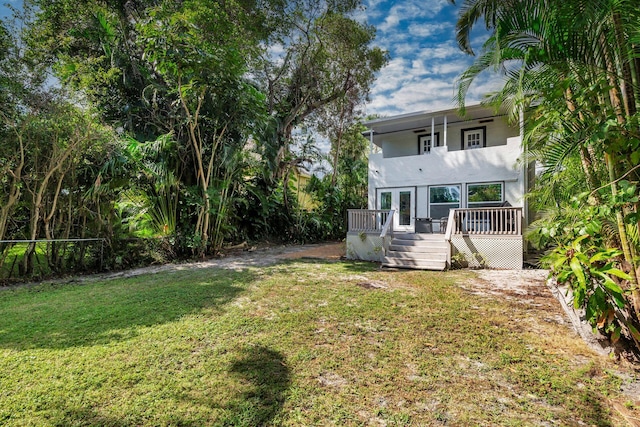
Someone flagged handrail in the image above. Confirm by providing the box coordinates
[444,208,456,241]
[380,209,395,238]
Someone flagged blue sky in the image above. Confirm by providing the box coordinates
[357,0,499,117]
[1,0,498,118]
[0,1,14,19]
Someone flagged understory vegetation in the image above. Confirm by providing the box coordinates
[453,0,640,355]
[0,261,635,426]
[0,0,383,282]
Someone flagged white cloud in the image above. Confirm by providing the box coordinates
[392,42,421,56]
[378,11,400,33]
[407,22,449,38]
[367,78,457,117]
[428,59,470,75]
[371,57,411,92]
[358,0,499,119]
[374,0,449,33]
[415,43,461,60]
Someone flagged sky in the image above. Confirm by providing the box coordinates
[356,0,499,118]
[0,0,499,119]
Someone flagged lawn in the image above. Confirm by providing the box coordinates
[0,260,637,426]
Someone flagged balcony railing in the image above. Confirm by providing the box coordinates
[448,207,523,236]
[348,209,394,236]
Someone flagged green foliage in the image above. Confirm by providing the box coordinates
[544,236,632,342]
[535,195,639,346]
[23,0,384,257]
[255,0,387,181]
[0,0,387,278]
[453,0,640,352]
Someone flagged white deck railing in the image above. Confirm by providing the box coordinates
[348,207,522,237]
[449,207,523,236]
[348,209,394,236]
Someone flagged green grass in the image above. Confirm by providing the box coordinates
[0,261,634,426]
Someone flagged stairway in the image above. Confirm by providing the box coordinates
[382,233,449,270]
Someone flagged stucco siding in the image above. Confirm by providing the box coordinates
[369,136,524,208]
[346,232,389,262]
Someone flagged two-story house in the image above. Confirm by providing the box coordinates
[347,104,530,270]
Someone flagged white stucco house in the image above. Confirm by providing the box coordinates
[346,103,530,270]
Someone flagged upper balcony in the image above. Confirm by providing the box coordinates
[369,136,523,189]
[364,105,524,188]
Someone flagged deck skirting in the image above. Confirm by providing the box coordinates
[346,232,388,262]
[451,235,523,269]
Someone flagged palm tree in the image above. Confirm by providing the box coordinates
[450,0,640,335]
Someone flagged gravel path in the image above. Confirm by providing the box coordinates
[74,242,346,282]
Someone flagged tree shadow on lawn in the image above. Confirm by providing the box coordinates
[46,345,291,427]
[0,269,253,350]
[215,345,291,427]
[40,406,132,427]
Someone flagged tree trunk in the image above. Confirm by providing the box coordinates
[600,29,640,316]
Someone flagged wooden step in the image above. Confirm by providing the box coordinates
[386,251,447,261]
[382,257,447,271]
[392,233,446,241]
[389,244,447,253]
[384,233,449,270]
[390,239,448,248]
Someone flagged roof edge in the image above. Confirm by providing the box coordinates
[363,102,488,128]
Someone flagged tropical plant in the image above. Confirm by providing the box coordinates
[450,0,640,349]
[27,0,385,255]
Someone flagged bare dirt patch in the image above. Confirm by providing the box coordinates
[460,268,640,411]
[277,242,345,260]
[48,242,347,284]
[355,280,388,290]
[461,269,604,349]
[460,269,551,303]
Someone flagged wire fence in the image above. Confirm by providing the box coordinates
[0,238,106,282]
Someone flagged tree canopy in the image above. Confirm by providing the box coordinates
[0,0,385,279]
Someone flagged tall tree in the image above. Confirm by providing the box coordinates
[28,0,386,253]
[451,0,640,347]
[29,0,272,255]
[254,0,387,181]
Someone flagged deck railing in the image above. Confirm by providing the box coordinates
[449,207,523,236]
[348,209,394,236]
[348,207,522,237]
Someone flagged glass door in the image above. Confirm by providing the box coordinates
[377,188,415,232]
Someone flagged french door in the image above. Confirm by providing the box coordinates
[377,187,415,232]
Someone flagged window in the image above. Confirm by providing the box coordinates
[418,132,440,154]
[399,191,411,225]
[380,191,392,226]
[461,127,486,150]
[467,183,503,207]
[429,185,460,219]
[380,192,392,210]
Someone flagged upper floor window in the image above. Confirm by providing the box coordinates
[462,127,486,150]
[418,132,440,154]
